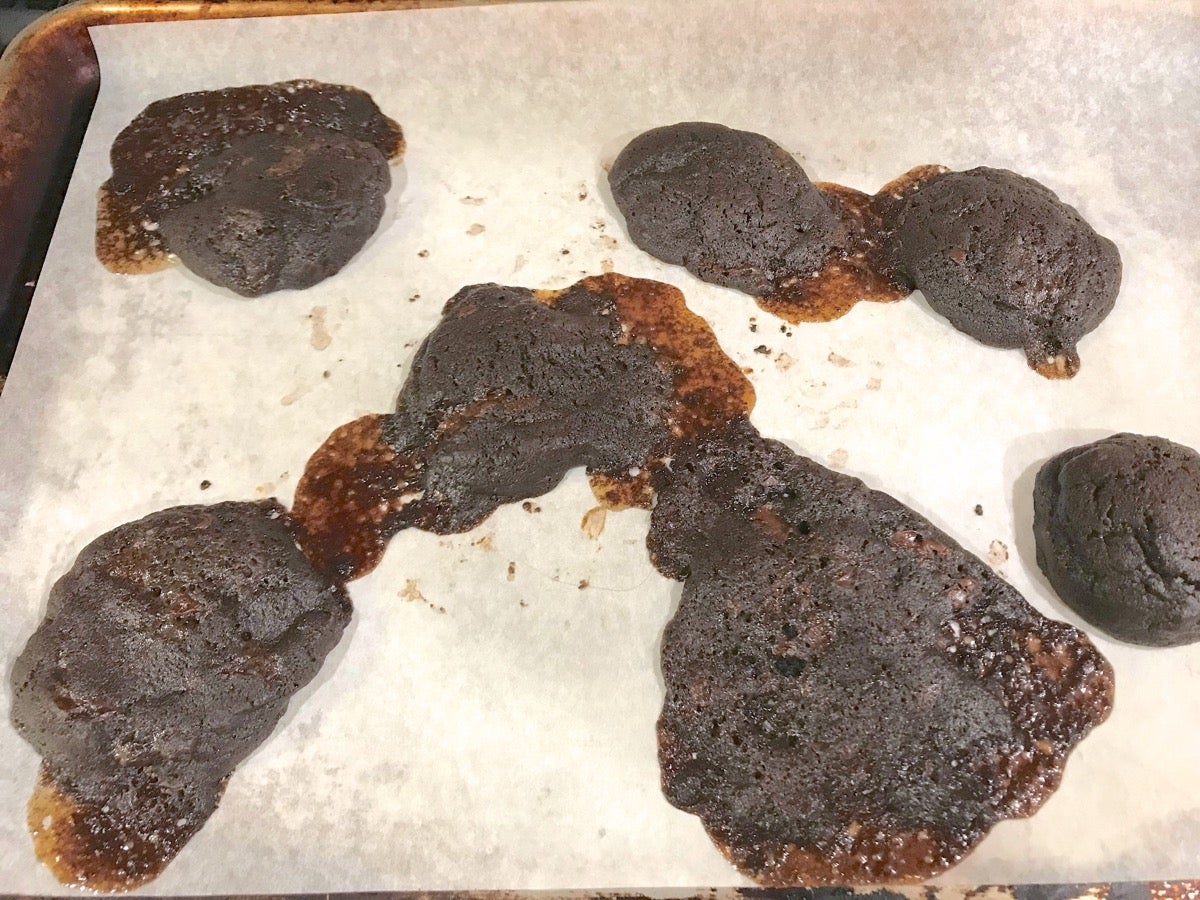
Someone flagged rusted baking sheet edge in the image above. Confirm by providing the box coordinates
[0,0,517,380]
[0,885,1198,900]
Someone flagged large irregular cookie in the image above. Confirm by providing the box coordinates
[293,273,754,581]
[97,80,404,296]
[1034,433,1200,646]
[649,419,1114,885]
[888,167,1121,378]
[9,501,352,890]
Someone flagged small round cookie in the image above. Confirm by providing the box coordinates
[1034,433,1200,646]
[889,167,1121,377]
[609,122,840,296]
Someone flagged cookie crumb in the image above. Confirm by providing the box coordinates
[988,540,1009,566]
[581,506,607,540]
[974,504,984,516]
[199,480,211,490]
[828,351,853,367]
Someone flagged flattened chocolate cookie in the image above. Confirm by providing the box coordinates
[650,420,1113,885]
[889,167,1121,378]
[97,80,404,296]
[292,273,753,580]
[10,501,352,890]
[1034,433,1200,646]
[609,122,841,296]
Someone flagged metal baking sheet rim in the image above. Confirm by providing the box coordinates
[0,2,1196,899]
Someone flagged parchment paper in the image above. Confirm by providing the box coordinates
[1,0,1198,892]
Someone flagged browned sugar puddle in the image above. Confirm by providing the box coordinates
[293,273,754,581]
[96,79,404,275]
[757,165,947,323]
[28,766,213,892]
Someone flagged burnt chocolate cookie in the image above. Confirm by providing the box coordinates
[888,167,1121,378]
[10,501,352,890]
[1034,433,1200,646]
[292,273,754,581]
[97,80,404,296]
[650,419,1113,885]
[154,129,391,296]
[608,122,841,297]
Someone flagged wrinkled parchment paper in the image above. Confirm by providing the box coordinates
[1,0,1198,892]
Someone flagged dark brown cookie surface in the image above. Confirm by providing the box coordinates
[1034,433,1200,646]
[97,79,404,296]
[888,167,1121,378]
[608,122,841,297]
[650,419,1113,885]
[154,129,390,296]
[10,501,352,890]
[292,273,754,581]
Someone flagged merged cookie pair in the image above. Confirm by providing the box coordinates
[609,122,1122,378]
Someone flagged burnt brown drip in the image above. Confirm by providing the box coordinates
[756,167,947,324]
[588,468,655,511]
[293,274,754,579]
[27,766,210,892]
[1031,350,1082,380]
[96,79,404,275]
[876,164,953,202]
[581,273,755,442]
[291,414,423,581]
[651,419,1114,885]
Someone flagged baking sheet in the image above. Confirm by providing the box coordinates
[1,0,1199,892]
